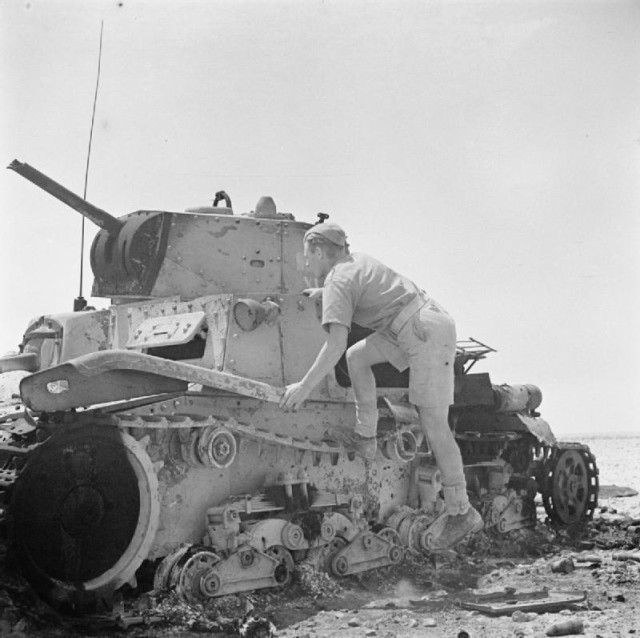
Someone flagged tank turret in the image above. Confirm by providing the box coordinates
[9,160,312,300]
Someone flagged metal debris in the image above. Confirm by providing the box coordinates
[461,587,587,616]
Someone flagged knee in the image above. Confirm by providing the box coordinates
[346,344,366,372]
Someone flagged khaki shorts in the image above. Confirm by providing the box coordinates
[368,298,456,407]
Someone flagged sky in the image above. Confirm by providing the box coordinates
[1,0,639,436]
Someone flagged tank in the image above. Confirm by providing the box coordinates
[0,159,599,609]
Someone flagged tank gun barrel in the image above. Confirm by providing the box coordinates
[8,159,122,235]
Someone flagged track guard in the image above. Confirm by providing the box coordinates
[20,350,284,412]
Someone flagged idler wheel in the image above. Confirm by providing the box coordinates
[176,549,221,603]
[542,447,599,525]
[201,426,237,468]
[9,425,159,608]
[320,520,336,543]
[281,522,305,550]
[332,554,349,576]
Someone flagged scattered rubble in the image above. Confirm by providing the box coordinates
[0,501,638,636]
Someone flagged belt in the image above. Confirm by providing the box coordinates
[389,293,428,337]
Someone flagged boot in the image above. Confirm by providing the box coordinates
[326,428,377,461]
[426,506,483,551]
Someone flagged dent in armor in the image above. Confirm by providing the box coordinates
[0,161,599,609]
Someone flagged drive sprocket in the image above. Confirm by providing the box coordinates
[542,443,598,525]
[8,424,159,608]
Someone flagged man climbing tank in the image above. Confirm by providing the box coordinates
[280,222,484,549]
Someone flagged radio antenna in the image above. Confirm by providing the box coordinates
[75,20,104,312]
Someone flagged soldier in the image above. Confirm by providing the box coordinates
[280,222,482,549]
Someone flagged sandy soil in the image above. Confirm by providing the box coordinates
[0,496,638,638]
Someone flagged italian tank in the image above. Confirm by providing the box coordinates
[0,160,599,609]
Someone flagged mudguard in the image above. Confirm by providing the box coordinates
[20,350,285,412]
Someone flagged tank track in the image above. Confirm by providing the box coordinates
[0,400,419,483]
[0,404,599,606]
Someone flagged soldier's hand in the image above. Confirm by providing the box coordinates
[280,381,311,411]
[302,288,322,300]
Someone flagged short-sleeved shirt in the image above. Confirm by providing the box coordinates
[321,252,456,407]
[321,253,421,335]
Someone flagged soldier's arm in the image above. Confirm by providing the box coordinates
[280,323,348,410]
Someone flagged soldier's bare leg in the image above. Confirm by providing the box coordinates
[345,340,386,438]
[418,404,483,548]
[418,405,468,514]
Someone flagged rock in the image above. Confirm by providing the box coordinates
[423,618,437,627]
[347,620,360,627]
[512,610,534,622]
[551,558,575,574]
[238,616,277,637]
[609,592,626,602]
[546,618,584,636]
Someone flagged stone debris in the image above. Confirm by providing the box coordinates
[545,617,584,636]
[512,610,535,622]
[550,557,575,573]
[296,563,343,598]
[239,616,278,637]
